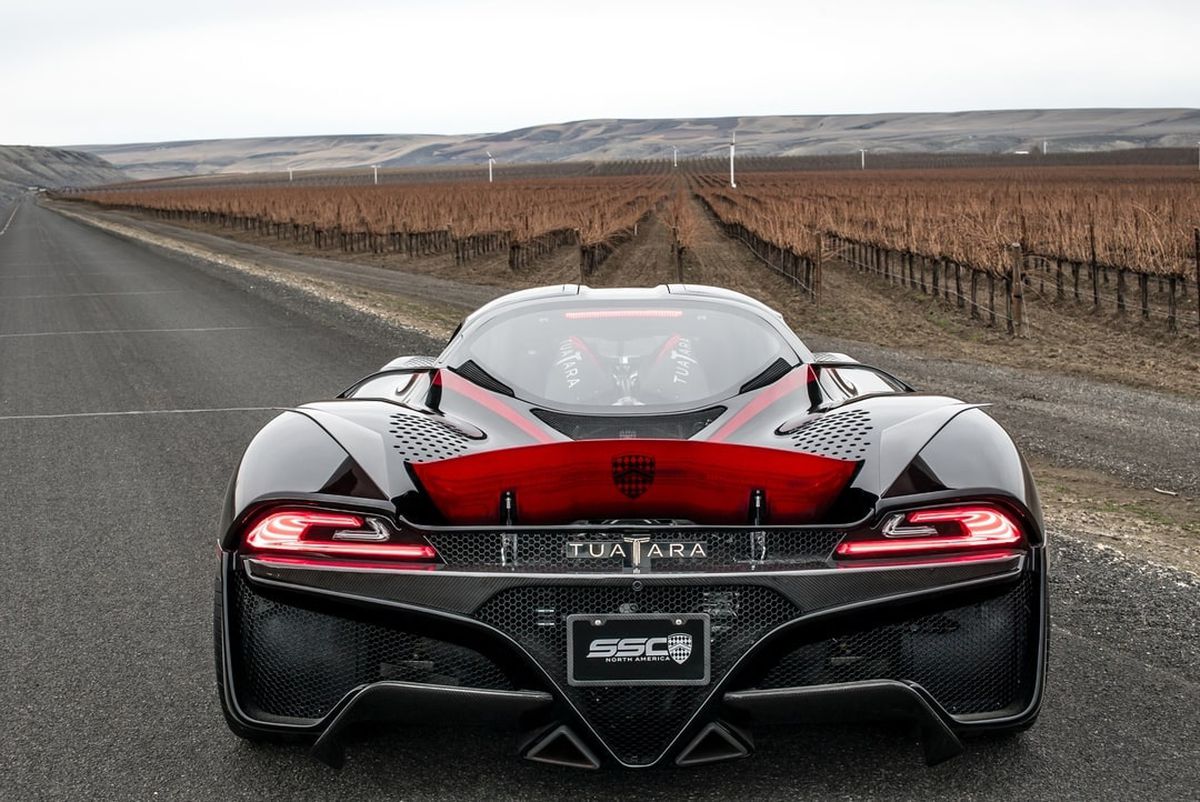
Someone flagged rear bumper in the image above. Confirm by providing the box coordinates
[215,549,1047,768]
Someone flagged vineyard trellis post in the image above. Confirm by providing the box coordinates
[1168,276,1177,333]
[1195,227,1200,333]
[1009,244,1028,337]
[988,274,996,326]
[1089,221,1099,310]
[813,231,823,303]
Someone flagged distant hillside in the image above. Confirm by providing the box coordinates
[0,145,127,207]
[77,108,1200,180]
[78,134,461,181]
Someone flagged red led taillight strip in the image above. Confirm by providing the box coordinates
[836,506,1023,558]
[243,510,437,561]
[563,309,683,319]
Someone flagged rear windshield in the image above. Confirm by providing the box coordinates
[448,300,795,410]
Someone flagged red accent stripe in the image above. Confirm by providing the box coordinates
[441,369,556,443]
[708,364,811,442]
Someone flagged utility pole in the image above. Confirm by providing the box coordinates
[287,168,293,182]
[673,146,678,168]
[1043,139,1048,156]
[487,151,495,183]
[372,165,379,185]
[859,149,867,170]
[729,132,737,188]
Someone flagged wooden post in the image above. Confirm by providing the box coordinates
[577,231,585,284]
[1168,276,1178,333]
[955,263,964,308]
[988,273,997,326]
[970,270,979,319]
[1010,245,1027,337]
[1005,272,1014,335]
[1117,269,1127,314]
[1195,228,1200,333]
[813,232,823,303]
[1139,273,1149,320]
[1090,223,1100,309]
[1056,259,1064,300]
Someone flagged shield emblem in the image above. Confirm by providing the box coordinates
[667,633,692,665]
[611,454,655,499]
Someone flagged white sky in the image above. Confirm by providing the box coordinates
[1,0,1197,146]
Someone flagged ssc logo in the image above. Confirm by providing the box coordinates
[611,454,655,499]
[667,632,692,665]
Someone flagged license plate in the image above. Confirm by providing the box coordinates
[567,613,710,686]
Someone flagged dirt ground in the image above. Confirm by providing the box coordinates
[1032,459,1200,573]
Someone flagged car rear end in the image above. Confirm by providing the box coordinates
[216,497,1046,768]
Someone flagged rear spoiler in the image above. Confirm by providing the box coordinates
[409,439,860,526]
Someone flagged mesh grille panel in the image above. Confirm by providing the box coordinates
[788,409,874,459]
[755,574,1034,715]
[475,584,798,765]
[231,573,513,720]
[388,413,472,463]
[425,528,845,572]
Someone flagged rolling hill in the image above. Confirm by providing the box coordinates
[77,108,1200,180]
[0,145,127,207]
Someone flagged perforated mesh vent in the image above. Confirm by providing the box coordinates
[530,407,726,441]
[389,413,472,462]
[230,573,513,720]
[754,574,1034,715]
[426,528,844,572]
[787,409,873,459]
[475,584,798,765]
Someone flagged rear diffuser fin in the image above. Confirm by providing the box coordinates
[522,724,602,769]
[674,721,753,767]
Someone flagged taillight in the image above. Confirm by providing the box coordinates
[835,505,1023,559]
[242,509,438,564]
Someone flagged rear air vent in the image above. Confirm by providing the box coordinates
[389,413,473,462]
[530,407,726,440]
[740,358,792,393]
[452,361,515,397]
[786,408,874,460]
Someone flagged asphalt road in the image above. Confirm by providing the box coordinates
[1,200,1198,800]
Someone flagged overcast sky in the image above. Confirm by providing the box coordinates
[1,0,1197,146]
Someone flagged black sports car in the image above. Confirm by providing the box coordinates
[215,284,1046,769]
